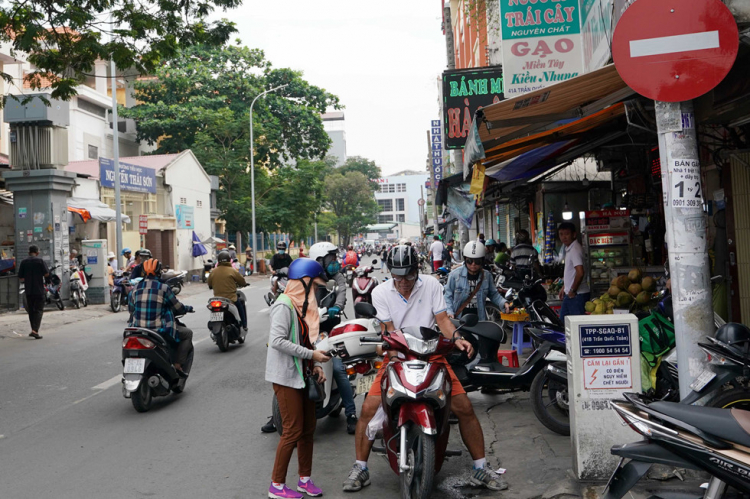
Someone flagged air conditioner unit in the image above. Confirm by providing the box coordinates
[9,125,69,169]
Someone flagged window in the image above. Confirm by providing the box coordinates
[87,144,98,159]
[388,184,395,193]
[397,214,405,222]
[397,183,406,192]
[378,214,394,223]
[78,99,106,118]
[196,200,203,208]
[396,198,405,211]
[180,197,187,204]
[380,184,389,193]
[377,199,393,212]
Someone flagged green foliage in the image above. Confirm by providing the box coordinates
[324,171,378,246]
[0,0,239,101]
[339,156,382,184]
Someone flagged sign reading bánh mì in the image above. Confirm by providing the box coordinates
[442,67,505,149]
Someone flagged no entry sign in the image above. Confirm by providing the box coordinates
[612,0,739,102]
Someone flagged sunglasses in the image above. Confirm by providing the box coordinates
[465,258,483,265]
[392,273,418,282]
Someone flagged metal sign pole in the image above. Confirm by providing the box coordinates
[110,59,123,259]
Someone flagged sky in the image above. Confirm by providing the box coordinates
[223,0,447,176]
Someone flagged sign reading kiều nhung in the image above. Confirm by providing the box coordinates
[430,120,443,183]
[99,158,157,194]
[499,0,583,97]
[442,67,505,149]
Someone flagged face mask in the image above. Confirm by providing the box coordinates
[326,262,341,276]
[279,250,285,254]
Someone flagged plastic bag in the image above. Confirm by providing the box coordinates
[366,405,386,441]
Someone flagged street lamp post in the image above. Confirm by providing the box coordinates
[250,84,288,275]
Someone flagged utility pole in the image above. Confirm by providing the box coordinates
[111,60,123,258]
[656,100,713,397]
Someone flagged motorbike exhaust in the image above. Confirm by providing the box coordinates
[148,375,171,396]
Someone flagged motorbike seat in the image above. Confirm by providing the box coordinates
[649,401,750,448]
[124,327,169,347]
[450,319,506,344]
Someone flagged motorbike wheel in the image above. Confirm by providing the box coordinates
[529,369,570,436]
[72,291,81,309]
[216,327,229,352]
[201,274,207,283]
[171,282,182,296]
[56,297,64,310]
[82,292,88,307]
[272,394,284,436]
[400,425,435,499]
[710,386,750,411]
[131,378,153,412]
[111,291,122,313]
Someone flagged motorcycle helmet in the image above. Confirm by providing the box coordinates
[143,258,162,277]
[277,241,287,251]
[121,248,131,256]
[386,245,419,276]
[485,239,496,248]
[309,242,340,278]
[463,240,486,259]
[288,258,327,318]
[716,323,750,346]
[217,251,231,263]
[138,248,152,260]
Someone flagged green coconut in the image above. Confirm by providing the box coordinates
[585,301,595,313]
[616,275,631,290]
[608,286,622,298]
[617,292,634,306]
[635,291,651,305]
[641,276,656,291]
[628,269,642,283]
[628,283,643,296]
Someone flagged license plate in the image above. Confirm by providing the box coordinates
[124,358,145,374]
[690,369,716,392]
[355,374,377,395]
[210,312,224,322]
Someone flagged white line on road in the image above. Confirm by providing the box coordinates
[630,31,719,58]
[91,375,121,391]
[258,307,269,313]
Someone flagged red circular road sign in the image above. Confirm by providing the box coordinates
[612,0,739,102]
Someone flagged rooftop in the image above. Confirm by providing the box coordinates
[65,153,183,179]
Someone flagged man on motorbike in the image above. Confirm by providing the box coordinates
[343,245,359,268]
[227,244,238,261]
[270,241,293,295]
[510,229,542,277]
[128,249,152,280]
[445,241,510,320]
[208,250,249,331]
[122,248,134,270]
[128,258,194,377]
[343,245,507,492]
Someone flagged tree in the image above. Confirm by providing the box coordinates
[339,156,382,184]
[324,171,378,246]
[0,0,238,100]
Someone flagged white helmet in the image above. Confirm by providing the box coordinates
[309,242,338,263]
[463,240,486,258]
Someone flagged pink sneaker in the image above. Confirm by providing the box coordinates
[297,478,323,497]
[268,483,303,499]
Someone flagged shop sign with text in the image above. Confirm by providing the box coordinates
[581,0,613,72]
[430,120,443,183]
[99,158,157,194]
[442,67,505,149]
[499,0,583,97]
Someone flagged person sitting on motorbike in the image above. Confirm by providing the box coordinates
[483,239,497,266]
[510,229,542,277]
[208,250,249,331]
[122,248,134,270]
[494,242,510,266]
[128,258,194,377]
[343,245,359,268]
[270,241,294,295]
[266,258,331,499]
[128,249,152,280]
[343,245,507,492]
[445,241,510,321]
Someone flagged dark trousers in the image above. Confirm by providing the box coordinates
[236,294,247,328]
[559,292,591,322]
[26,294,45,332]
[175,326,194,366]
[272,383,317,483]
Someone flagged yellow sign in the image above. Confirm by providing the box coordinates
[470,163,486,195]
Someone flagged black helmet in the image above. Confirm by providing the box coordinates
[386,245,419,276]
[277,241,287,251]
[217,251,231,263]
[138,248,152,259]
[716,323,750,346]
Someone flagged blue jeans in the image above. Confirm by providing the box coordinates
[559,292,590,323]
[332,357,356,418]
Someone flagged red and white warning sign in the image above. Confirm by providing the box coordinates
[583,357,632,392]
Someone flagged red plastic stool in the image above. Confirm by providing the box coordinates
[497,350,519,368]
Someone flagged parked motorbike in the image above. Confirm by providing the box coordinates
[69,264,92,309]
[45,265,65,310]
[121,310,195,412]
[160,268,186,295]
[201,259,214,283]
[352,260,379,317]
[418,254,430,274]
[111,271,133,313]
[264,267,289,307]
[604,392,750,499]
[206,290,248,352]
[434,266,450,286]
[356,302,473,499]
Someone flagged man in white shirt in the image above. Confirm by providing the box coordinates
[429,235,445,272]
[342,245,507,493]
[557,222,590,321]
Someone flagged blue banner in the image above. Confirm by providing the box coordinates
[430,119,443,182]
[99,158,157,194]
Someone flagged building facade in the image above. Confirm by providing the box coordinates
[371,172,429,241]
[322,112,347,167]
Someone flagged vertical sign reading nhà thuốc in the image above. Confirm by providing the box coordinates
[499,0,583,97]
[442,67,505,149]
[430,120,443,183]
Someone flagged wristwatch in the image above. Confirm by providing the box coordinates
[453,332,464,342]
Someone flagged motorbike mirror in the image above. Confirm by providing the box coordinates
[354,302,378,319]
[460,314,479,327]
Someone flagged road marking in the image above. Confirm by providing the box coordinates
[195,337,209,345]
[258,307,269,313]
[74,391,103,405]
[92,375,121,391]
[630,31,719,58]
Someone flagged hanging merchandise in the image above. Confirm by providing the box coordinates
[544,212,556,264]
[447,182,476,228]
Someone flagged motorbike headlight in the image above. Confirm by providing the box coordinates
[403,332,439,355]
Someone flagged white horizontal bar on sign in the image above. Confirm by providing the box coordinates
[629,30,720,58]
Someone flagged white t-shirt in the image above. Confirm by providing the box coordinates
[371,275,447,329]
[429,241,445,261]
[563,239,589,294]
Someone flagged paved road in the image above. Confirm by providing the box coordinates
[0,271,567,498]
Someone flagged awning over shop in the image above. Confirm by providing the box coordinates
[366,223,398,233]
[201,236,226,245]
[67,197,131,223]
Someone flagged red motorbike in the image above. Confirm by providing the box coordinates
[352,259,379,317]
[355,302,478,499]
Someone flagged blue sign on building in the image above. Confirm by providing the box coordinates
[430,119,443,182]
[99,158,157,194]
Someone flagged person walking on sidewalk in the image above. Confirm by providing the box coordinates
[266,258,331,499]
[18,245,49,340]
[557,222,590,322]
[429,235,445,272]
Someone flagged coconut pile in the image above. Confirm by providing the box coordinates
[585,269,657,314]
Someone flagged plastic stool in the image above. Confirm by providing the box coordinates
[497,350,519,368]
[511,322,533,355]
